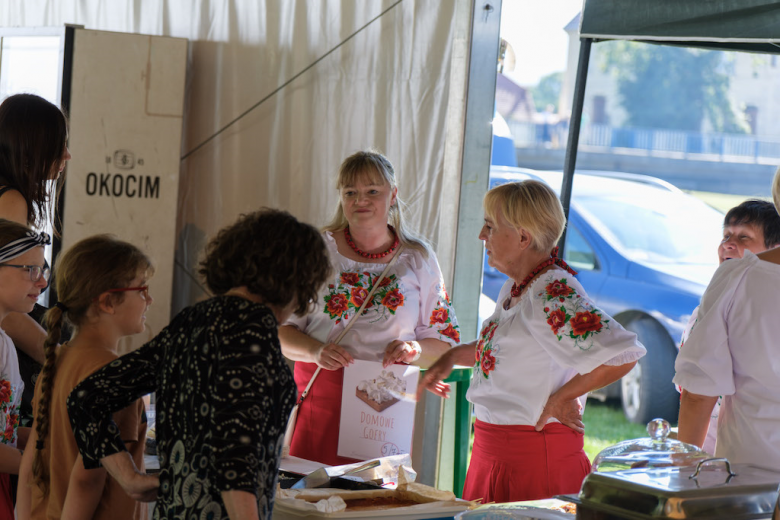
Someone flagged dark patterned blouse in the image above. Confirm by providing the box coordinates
[67,296,296,519]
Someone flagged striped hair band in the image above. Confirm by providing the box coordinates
[0,230,51,264]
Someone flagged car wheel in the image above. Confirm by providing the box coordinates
[620,318,679,424]
[620,361,642,420]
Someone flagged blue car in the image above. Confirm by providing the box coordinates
[482,166,723,424]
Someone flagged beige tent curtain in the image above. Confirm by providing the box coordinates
[0,0,463,313]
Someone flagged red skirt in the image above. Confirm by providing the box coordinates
[289,362,361,466]
[0,474,13,520]
[462,420,591,503]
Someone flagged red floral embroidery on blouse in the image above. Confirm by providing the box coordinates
[326,293,349,316]
[546,280,574,298]
[480,351,496,375]
[488,327,497,341]
[475,321,499,379]
[340,272,360,286]
[323,271,403,321]
[547,308,567,334]
[538,274,610,349]
[480,321,498,339]
[428,281,459,342]
[3,413,17,441]
[440,323,460,343]
[349,287,369,308]
[570,311,603,336]
[429,307,449,325]
[382,289,404,312]
[372,275,392,288]
[0,380,10,404]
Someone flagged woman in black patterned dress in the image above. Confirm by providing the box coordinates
[66,209,331,520]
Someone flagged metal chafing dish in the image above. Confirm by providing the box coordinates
[774,485,780,520]
[775,489,780,520]
[575,458,780,520]
[591,419,710,473]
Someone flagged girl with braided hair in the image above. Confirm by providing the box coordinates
[67,209,331,520]
[16,235,154,520]
[0,219,50,519]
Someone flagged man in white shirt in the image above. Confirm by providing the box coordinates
[676,199,780,454]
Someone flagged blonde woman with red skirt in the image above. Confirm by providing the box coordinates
[280,150,460,466]
[419,180,646,503]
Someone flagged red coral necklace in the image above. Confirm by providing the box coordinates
[510,247,577,298]
[345,225,399,259]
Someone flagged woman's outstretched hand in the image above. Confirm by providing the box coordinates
[102,451,159,502]
[416,350,456,400]
[383,340,421,367]
[416,343,477,400]
[535,394,584,433]
[315,342,354,370]
[125,473,160,502]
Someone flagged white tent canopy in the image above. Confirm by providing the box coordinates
[0,0,475,311]
[0,0,501,490]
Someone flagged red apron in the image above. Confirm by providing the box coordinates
[462,419,591,503]
[289,362,361,466]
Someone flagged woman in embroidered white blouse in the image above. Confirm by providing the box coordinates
[280,150,460,466]
[419,180,646,503]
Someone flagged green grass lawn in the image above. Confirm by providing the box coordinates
[582,400,653,461]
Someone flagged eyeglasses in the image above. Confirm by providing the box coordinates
[107,286,150,301]
[0,263,51,283]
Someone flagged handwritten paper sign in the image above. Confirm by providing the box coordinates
[337,360,420,460]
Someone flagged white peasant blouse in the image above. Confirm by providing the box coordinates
[467,268,646,426]
[285,232,460,361]
[674,251,780,469]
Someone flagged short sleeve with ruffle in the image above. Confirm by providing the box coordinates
[526,272,646,375]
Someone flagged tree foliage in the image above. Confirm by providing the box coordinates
[599,41,747,133]
[531,71,563,113]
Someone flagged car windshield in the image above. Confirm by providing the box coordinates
[575,189,723,265]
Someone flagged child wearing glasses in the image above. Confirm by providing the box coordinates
[66,209,331,520]
[0,93,71,430]
[16,235,153,520]
[0,220,50,520]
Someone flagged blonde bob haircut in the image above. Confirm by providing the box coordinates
[773,166,780,214]
[484,180,566,253]
[323,149,429,256]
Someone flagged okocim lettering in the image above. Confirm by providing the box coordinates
[86,172,160,199]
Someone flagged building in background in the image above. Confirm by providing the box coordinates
[562,12,780,136]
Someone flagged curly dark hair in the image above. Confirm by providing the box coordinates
[199,208,331,315]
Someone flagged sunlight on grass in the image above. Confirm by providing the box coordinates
[582,400,666,461]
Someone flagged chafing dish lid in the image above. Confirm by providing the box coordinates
[580,459,780,519]
[592,419,709,473]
